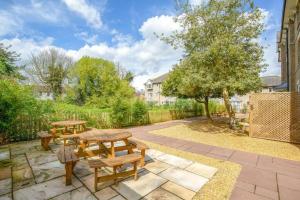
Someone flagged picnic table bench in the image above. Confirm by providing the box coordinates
[56,146,79,185]
[128,138,148,166]
[88,153,142,191]
[37,131,52,150]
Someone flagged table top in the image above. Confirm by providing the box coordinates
[79,129,132,142]
[51,120,87,127]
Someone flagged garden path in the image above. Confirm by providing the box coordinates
[129,118,300,200]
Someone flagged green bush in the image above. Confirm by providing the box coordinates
[132,100,148,125]
[110,97,131,127]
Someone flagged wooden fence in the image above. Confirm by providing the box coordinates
[249,92,300,143]
[3,109,201,142]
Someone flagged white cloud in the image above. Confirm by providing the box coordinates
[0,11,22,36]
[74,31,98,44]
[62,0,102,29]
[1,15,182,90]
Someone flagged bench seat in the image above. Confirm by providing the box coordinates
[37,131,52,150]
[128,138,148,166]
[88,153,142,191]
[57,146,79,185]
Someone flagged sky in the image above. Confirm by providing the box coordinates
[0,0,284,90]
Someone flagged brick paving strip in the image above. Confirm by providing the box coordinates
[129,118,300,200]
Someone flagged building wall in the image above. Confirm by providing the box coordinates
[280,1,300,92]
[144,82,176,105]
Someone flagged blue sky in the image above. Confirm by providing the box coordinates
[0,0,284,89]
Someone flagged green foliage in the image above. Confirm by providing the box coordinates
[132,100,148,125]
[0,79,50,133]
[68,57,134,107]
[162,0,266,122]
[110,97,131,127]
[0,43,22,79]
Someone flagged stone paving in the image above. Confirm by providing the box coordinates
[0,140,218,200]
[128,118,300,200]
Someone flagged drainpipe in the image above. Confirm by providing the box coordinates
[285,28,290,91]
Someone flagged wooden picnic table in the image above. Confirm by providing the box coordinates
[51,120,87,135]
[77,129,133,158]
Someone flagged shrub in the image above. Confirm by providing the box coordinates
[110,97,131,127]
[132,100,148,125]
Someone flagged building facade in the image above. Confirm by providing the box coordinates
[144,73,176,105]
[277,0,300,92]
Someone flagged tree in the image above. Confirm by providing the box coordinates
[0,43,23,79]
[163,58,221,120]
[162,0,266,127]
[29,48,73,99]
[68,57,134,107]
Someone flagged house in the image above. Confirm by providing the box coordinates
[231,76,282,113]
[144,73,176,105]
[277,0,300,92]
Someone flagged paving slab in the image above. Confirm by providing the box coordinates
[11,155,29,171]
[51,186,97,200]
[110,195,126,200]
[144,160,171,174]
[10,142,41,156]
[80,173,113,193]
[142,188,182,200]
[26,151,57,166]
[185,163,217,179]
[0,151,9,162]
[255,186,279,200]
[73,160,93,178]
[94,187,118,200]
[229,151,258,166]
[112,171,167,200]
[159,167,208,192]
[0,178,11,196]
[161,181,195,200]
[13,176,78,200]
[278,186,300,200]
[0,193,12,200]
[156,154,192,169]
[31,161,65,183]
[235,181,255,193]
[144,149,165,162]
[231,188,270,200]
[12,167,35,191]
[277,174,300,191]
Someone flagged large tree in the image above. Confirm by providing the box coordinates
[162,0,266,127]
[0,43,23,79]
[29,48,73,99]
[67,57,134,107]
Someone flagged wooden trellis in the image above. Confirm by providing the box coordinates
[249,92,300,143]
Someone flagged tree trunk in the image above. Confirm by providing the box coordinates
[222,88,236,129]
[204,96,212,121]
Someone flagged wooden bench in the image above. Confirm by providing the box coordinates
[56,146,79,185]
[128,138,148,166]
[88,153,142,191]
[37,131,52,150]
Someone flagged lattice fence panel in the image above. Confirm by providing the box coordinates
[249,92,300,143]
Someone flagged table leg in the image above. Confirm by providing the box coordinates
[110,142,115,158]
[123,139,133,154]
[73,125,77,134]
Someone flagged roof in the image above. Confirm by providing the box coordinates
[150,73,169,84]
[261,76,281,87]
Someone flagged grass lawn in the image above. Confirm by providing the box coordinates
[150,118,300,161]
[143,141,241,200]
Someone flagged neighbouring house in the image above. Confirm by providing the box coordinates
[33,85,54,100]
[144,73,176,105]
[231,76,282,113]
[277,0,300,92]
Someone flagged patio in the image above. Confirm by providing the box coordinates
[0,140,218,200]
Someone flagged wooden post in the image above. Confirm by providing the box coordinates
[94,168,98,192]
[134,162,138,180]
[140,150,145,167]
[65,162,73,185]
[110,142,115,158]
